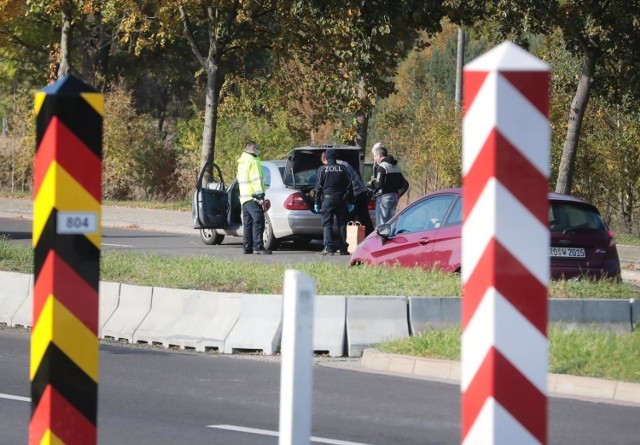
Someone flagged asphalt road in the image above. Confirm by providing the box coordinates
[0,217,352,265]
[2,328,640,445]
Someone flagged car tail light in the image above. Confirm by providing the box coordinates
[284,192,310,210]
[367,196,376,210]
[608,228,617,247]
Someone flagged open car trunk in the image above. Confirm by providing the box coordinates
[283,144,365,208]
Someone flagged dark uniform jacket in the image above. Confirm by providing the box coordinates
[370,155,408,196]
[314,159,353,206]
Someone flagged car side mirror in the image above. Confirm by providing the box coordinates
[376,224,392,238]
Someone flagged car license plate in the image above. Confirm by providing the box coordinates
[549,247,585,258]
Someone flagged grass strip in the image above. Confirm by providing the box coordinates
[378,326,640,383]
[2,238,639,298]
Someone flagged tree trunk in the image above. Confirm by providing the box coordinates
[179,5,225,184]
[201,60,220,172]
[355,113,368,151]
[455,27,464,108]
[555,49,597,195]
[82,12,111,90]
[57,9,72,78]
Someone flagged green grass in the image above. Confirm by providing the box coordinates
[3,237,640,382]
[616,233,640,246]
[2,238,639,298]
[378,326,640,383]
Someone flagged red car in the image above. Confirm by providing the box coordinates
[349,188,621,280]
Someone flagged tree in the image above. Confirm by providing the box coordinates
[462,0,640,195]
[287,0,451,150]
[128,0,291,179]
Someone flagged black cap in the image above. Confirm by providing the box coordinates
[325,149,336,161]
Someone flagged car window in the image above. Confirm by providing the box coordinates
[262,166,272,189]
[443,197,462,227]
[548,202,606,233]
[295,169,317,185]
[393,194,456,234]
[363,163,374,182]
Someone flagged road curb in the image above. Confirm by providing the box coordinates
[361,348,640,406]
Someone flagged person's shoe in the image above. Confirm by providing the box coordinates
[319,248,335,255]
[243,250,253,254]
[253,249,272,255]
[339,250,350,256]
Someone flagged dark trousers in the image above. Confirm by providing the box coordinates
[242,200,265,252]
[321,195,348,252]
[349,192,375,236]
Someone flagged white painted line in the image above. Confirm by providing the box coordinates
[207,424,371,445]
[102,243,134,248]
[0,393,30,402]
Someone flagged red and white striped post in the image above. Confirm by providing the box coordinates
[461,42,550,444]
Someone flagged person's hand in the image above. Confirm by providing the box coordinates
[347,204,355,213]
[313,204,320,213]
[253,193,265,200]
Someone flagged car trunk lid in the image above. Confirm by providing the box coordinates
[283,145,365,190]
[548,200,612,271]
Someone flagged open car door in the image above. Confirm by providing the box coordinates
[192,162,229,229]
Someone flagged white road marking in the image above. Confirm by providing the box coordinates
[207,424,372,445]
[102,243,134,248]
[0,393,30,402]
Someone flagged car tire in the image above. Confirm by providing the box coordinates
[200,228,224,245]
[263,214,280,251]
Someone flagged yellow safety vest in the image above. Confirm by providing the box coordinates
[237,151,265,204]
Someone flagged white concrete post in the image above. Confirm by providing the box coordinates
[462,41,550,444]
[279,270,316,445]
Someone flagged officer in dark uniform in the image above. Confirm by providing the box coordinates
[313,149,354,255]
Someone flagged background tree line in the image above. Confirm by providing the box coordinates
[0,1,638,235]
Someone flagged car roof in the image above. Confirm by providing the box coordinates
[289,144,360,152]
[263,159,286,167]
[417,187,594,207]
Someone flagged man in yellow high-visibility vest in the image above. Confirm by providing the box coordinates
[237,141,272,254]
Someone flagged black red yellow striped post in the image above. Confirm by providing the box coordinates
[30,76,102,445]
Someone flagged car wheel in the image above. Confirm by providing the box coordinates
[263,214,280,251]
[200,228,224,245]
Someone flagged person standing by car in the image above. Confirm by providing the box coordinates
[369,142,409,226]
[237,141,271,255]
[314,149,354,255]
[335,155,374,236]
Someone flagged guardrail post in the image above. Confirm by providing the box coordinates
[279,270,316,445]
[462,42,550,444]
[30,75,102,444]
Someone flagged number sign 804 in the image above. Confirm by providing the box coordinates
[56,212,98,235]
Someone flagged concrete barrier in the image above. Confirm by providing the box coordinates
[0,271,31,326]
[408,297,460,335]
[12,276,33,328]
[99,281,121,336]
[345,296,409,357]
[631,298,639,331]
[313,295,346,357]
[549,299,632,332]
[164,291,242,352]
[101,284,153,342]
[224,294,283,355]
[133,286,189,345]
